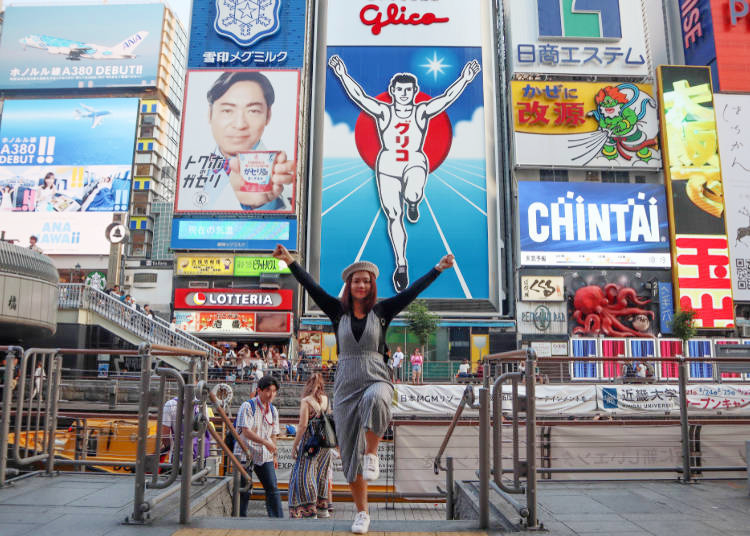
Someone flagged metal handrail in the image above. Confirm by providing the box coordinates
[433,385,475,474]
[58,284,220,362]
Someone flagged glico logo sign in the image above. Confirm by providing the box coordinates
[537,0,622,40]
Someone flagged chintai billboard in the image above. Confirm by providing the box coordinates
[307,0,503,304]
[517,182,670,268]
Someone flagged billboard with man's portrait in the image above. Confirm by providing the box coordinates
[174,69,300,214]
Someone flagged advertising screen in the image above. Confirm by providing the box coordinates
[512,81,661,169]
[517,182,670,268]
[658,65,733,328]
[0,98,138,213]
[175,311,292,334]
[0,212,115,255]
[313,0,495,300]
[0,4,164,90]
[170,217,296,251]
[174,69,299,214]
[508,0,650,78]
[188,0,307,69]
[716,94,750,301]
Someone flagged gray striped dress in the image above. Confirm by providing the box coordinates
[334,311,393,483]
[288,261,441,483]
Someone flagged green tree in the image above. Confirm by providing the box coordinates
[670,308,697,350]
[405,299,439,350]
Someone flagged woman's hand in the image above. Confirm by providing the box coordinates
[436,254,455,272]
[272,244,294,266]
[227,151,295,208]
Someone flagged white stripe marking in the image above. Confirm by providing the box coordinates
[323,167,371,192]
[424,196,472,299]
[338,209,381,297]
[434,174,487,216]
[441,161,487,180]
[436,166,487,191]
[322,178,372,217]
[323,160,357,173]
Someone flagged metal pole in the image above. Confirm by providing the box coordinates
[525,350,538,529]
[45,354,61,476]
[446,456,454,520]
[232,463,241,517]
[478,386,490,529]
[678,355,691,483]
[180,384,195,524]
[130,347,152,523]
[1,348,20,487]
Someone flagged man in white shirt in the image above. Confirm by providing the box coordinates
[233,376,282,517]
[391,346,404,383]
[457,359,471,378]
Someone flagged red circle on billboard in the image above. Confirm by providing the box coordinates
[354,92,453,172]
[193,292,206,306]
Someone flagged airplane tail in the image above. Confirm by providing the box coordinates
[112,31,148,57]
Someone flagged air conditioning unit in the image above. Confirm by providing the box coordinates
[188,281,210,288]
[742,325,750,338]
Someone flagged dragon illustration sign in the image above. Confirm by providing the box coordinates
[512,81,661,168]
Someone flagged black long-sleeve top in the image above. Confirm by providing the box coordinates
[289,262,441,344]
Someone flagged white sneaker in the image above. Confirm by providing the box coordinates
[362,453,379,481]
[317,509,330,518]
[351,511,370,534]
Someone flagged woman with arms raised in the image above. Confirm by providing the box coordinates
[272,244,453,534]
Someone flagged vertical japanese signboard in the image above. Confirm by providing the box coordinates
[658,65,733,328]
[508,0,650,78]
[716,94,750,302]
[512,81,661,168]
[311,0,498,300]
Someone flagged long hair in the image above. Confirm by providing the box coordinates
[302,372,326,403]
[341,272,377,313]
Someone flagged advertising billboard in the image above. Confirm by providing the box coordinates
[517,182,671,268]
[0,99,138,213]
[0,4,163,90]
[512,81,661,169]
[0,212,114,255]
[188,0,307,69]
[658,65,733,328]
[508,0,650,78]
[175,254,234,276]
[234,256,291,276]
[170,217,297,251]
[312,0,496,300]
[716,94,750,302]
[174,288,293,310]
[680,0,717,68]
[175,311,292,335]
[174,69,299,214]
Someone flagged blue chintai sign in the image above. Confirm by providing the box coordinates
[518,182,671,268]
[188,0,307,69]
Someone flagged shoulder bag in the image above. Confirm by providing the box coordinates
[304,397,337,455]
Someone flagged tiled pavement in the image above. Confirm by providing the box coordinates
[0,473,748,535]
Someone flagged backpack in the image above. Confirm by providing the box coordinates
[169,398,212,459]
[229,398,277,454]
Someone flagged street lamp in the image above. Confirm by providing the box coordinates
[74,263,82,283]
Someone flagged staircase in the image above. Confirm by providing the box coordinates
[57,283,219,370]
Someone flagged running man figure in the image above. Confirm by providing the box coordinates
[328,55,481,292]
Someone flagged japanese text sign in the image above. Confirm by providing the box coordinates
[512,81,661,168]
[521,275,565,301]
[658,65,733,328]
[508,0,650,77]
[175,255,234,276]
[188,0,307,69]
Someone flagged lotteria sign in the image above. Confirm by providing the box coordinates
[174,288,293,310]
[518,182,670,267]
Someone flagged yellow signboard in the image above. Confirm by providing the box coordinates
[175,255,234,276]
[511,81,661,168]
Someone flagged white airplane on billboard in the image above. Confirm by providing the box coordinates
[19,31,149,61]
[74,104,110,128]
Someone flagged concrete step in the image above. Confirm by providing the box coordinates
[454,480,521,532]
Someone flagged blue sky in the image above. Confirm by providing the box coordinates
[7,0,192,31]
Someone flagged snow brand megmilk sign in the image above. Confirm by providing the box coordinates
[518,182,670,267]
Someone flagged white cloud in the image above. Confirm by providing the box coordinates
[447,107,485,159]
[323,113,360,158]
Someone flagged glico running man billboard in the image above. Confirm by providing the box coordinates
[0,4,164,90]
[309,0,500,301]
[0,98,138,254]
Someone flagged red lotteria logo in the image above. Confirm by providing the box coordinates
[193,292,206,306]
[359,3,450,36]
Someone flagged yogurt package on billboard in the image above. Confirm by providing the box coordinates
[238,151,277,193]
